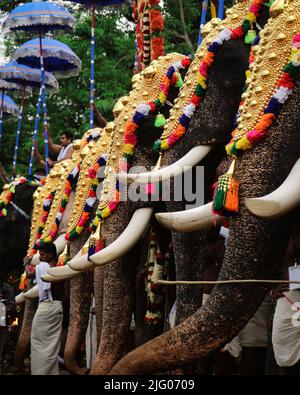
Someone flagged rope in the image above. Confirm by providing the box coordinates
[28,88,42,177]
[156,279,300,285]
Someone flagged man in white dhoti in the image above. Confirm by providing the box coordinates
[31,243,64,375]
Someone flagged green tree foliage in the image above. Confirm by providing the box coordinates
[0,0,232,177]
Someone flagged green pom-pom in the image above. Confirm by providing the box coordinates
[2,208,7,216]
[153,140,162,152]
[245,30,256,45]
[155,113,166,128]
[175,72,183,88]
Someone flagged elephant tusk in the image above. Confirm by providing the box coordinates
[89,208,153,266]
[23,285,39,300]
[30,233,67,266]
[46,265,81,280]
[156,202,226,232]
[118,146,212,184]
[67,252,91,271]
[245,157,300,219]
[15,293,26,304]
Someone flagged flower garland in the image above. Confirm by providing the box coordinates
[88,180,120,233]
[133,0,165,71]
[227,36,300,155]
[0,177,35,217]
[144,230,171,326]
[154,0,269,152]
[213,34,300,216]
[66,156,107,240]
[149,0,165,62]
[29,190,56,256]
[42,164,80,243]
[121,57,191,173]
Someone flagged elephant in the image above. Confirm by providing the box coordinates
[0,180,37,279]
[106,0,300,374]
[46,53,191,375]
[53,0,274,375]
[13,129,105,373]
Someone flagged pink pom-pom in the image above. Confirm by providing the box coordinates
[247,129,265,143]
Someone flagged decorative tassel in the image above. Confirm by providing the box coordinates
[154,113,166,128]
[213,159,239,214]
[19,271,27,291]
[245,29,257,45]
[57,244,69,267]
[88,222,105,259]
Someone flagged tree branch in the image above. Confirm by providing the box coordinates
[0,161,9,184]
[178,0,194,52]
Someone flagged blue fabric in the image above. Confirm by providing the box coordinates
[2,94,19,116]
[14,38,81,75]
[0,60,58,90]
[63,0,125,5]
[5,1,75,32]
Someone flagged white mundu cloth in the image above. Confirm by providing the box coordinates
[57,143,73,162]
[272,290,300,367]
[31,261,63,375]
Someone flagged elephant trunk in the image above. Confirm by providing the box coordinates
[89,204,136,374]
[64,272,93,375]
[15,299,38,374]
[109,205,292,374]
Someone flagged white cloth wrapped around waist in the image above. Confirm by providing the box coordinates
[272,290,300,367]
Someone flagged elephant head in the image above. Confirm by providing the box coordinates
[0,179,37,278]
[108,1,300,374]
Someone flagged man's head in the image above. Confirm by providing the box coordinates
[60,131,73,147]
[39,243,57,264]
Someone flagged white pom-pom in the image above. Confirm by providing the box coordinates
[136,103,151,116]
[183,103,196,118]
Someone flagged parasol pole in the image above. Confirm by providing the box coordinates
[28,87,42,177]
[0,89,4,148]
[218,0,224,20]
[11,86,27,179]
[39,31,50,176]
[197,0,208,47]
[90,0,96,130]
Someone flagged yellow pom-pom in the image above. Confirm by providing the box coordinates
[123,144,134,155]
[246,12,256,24]
[101,207,111,218]
[160,140,169,150]
[236,136,252,150]
[159,92,167,104]
[245,70,251,79]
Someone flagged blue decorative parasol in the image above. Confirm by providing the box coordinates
[0,60,59,175]
[13,38,82,79]
[0,61,59,92]
[0,94,19,149]
[62,0,127,129]
[2,1,76,33]
[4,1,76,176]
